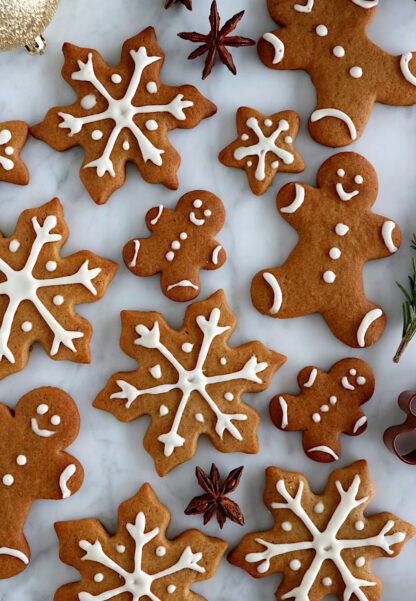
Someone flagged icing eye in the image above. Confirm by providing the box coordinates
[193,199,202,209]
[37,404,48,415]
[50,415,61,426]
[337,169,345,177]
[354,175,364,184]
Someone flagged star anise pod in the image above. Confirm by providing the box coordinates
[178,0,255,79]
[165,0,192,9]
[185,464,244,528]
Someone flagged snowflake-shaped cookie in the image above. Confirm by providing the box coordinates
[258,0,416,147]
[31,28,217,205]
[0,387,83,579]
[94,290,286,475]
[219,107,304,196]
[54,483,227,601]
[123,190,226,302]
[0,121,29,186]
[229,461,415,601]
[0,198,117,379]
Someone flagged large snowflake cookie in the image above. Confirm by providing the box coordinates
[0,387,83,580]
[123,190,226,302]
[0,121,29,186]
[251,152,401,348]
[229,460,416,601]
[258,0,416,147]
[30,28,217,205]
[94,289,286,475]
[54,483,227,601]
[219,107,304,196]
[0,198,117,379]
[270,358,375,463]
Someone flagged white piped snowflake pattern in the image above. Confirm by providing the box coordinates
[94,290,285,475]
[230,461,415,601]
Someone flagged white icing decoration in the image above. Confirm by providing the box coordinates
[355,520,364,531]
[264,119,273,127]
[290,560,301,571]
[337,169,345,177]
[0,129,12,145]
[263,272,283,315]
[329,248,341,260]
[189,212,205,226]
[350,369,357,376]
[146,81,157,94]
[330,396,337,405]
[294,0,314,12]
[279,396,288,429]
[46,260,57,271]
[0,547,29,565]
[168,585,176,594]
[150,365,162,379]
[271,161,279,169]
[336,183,359,201]
[166,251,174,262]
[160,405,169,416]
[150,205,164,225]
[320,405,329,412]
[53,295,64,306]
[171,241,180,250]
[58,48,194,177]
[224,392,234,401]
[314,502,324,514]
[3,474,13,486]
[167,281,199,292]
[204,210,212,217]
[307,446,339,460]
[357,309,383,347]
[95,573,104,582]
[323,271,336,284]
[21,321,32,332]
[78,511,205,600]
[234,118,294,182]
[4,146,13,155]
[37,404,48,415]
[51,415,61,425]
[16,455,27,465]
[342,376,355,391]
[193,200,202,208]
[80,94,97,110]
[247,160,253,167]
[212,245,222,265]
[381,221,398,253]
[281,184,305,214]
[31,418,55,437]
[355,557,365,568]
[322,577,332,586]
[357,376,366,386]
[92,129,103,140]
[262,33,285,64]
[335,223,349,236]
[129,240,141,267]
[220,357,227,365]
[195,413,204,423]
[0,214,101,363]
[353,416,367,433]
[333,46,345,58]
[9,240,20,253]
[116,545,125,553]
[282,522,292,532]
[180,232,188,240]
[355,175,363,184]
[311,109,357,140]
[123,140,130,150]
[351,0,378,7]
[349,66,363,79]
[111,74,122,84]
[59,464,76,499]
[145,119,158,131]
[0,154,14,171]
[241,133,249,141]
[304,368,317,388]
[110,308,268,456]
[156,546,166,557]
[400,52,416,87]
[312,413,321,423]
[315,25,328,37]
[285,136,293,144]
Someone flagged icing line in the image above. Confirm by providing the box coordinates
[281,184,305,214]
[59,464,76,499]
[357,309,383,347]
[263,273,283,314]
[311,109,357,140]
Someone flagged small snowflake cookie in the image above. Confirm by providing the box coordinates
[270,358,375,463]
[94,289,286,476]
[123,190,226,302]
[219,107,304,196]
[0,121,29,186]
[258,0,416,147]
[229,460,416,601]
[0,198,117,379]
[30,27,217,205]
[251,152,401,348]
[53,483,227,601]
[0,387,83,580]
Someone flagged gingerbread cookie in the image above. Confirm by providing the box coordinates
[30,28,217,205]
[251,152,401,348]
[258,0,416,148]
[0,198,117,380]
[0,387,83,579]
[94,289,286,476]
[219,107,304,196]
[229,460,415,601]
[270,358,375,463]
[0,121,29,186]
[123,190,226,302]
[54,483,227,601]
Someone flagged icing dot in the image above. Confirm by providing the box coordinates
[4,146,13,155]
[182,342,193,353]
[314,502,324,514]
[323,271,336,284]
[349,369,357,376]
[220,357,227,365]
[241,133,249,141]
[320,405,329,413]
[355,520,365,531]
[21,321,32,332]
[264,119,273,127]
[16,455,27,466]
[111,73,122,84]
[271,161,279,169]
[281,521,292,532]
[289,560,301,571]
[335,223,349,236]
[166,251,174,262]
[316,24,328,36]
[357,376,366,386]
[123,140,130,151]
[312,413,321,423]
[91,130,103,140]
[355,175,364,184]
[224,392,234,401]
[160,405,169,416]
[171,241,181,250]
[50,415,61,425]
[285,136,293,144]
[167,585,176,594]
[350,66,363,79]
[329,247,341,260]
[9,240,20,253]
[180,232,188,240]
[46,260,57,271]
[53,295,64,306]
[37,404,48,415]
[204,210,212,217]
[355,557,365,568]
[80,94,96,110]
[156,546,166,557]
[145,119,158,131]
[116,545,125,553]
[94,573,104,582]
[2,474,13,486]
[333,45,345,58]
[337,169,345,177]
[322,577,332,587]
[146,81,157,94]
[247,160,253,167]
[195,413,204,422]
[329,396,337,405]
[193,199,203,209]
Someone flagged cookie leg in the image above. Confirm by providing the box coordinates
[302,428,342,463]
[323,299,386,348]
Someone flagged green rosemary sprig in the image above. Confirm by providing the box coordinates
[393,234,416,363]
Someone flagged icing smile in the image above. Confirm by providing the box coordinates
[336,182,359,201]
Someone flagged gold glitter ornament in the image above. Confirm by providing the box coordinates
[0,0,60,54]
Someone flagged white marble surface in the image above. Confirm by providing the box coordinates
[1,0,416,599]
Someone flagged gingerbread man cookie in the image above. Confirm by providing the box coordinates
[30,28,217,205]
[0,387,83,580]
[0,198,117,380]
[54,483,226,601]
[0,121,29,186]
[258,0,416,147]
[219,107,304,196]
[251,152,401,348]
[94,290,286,476]
[270,358,375,463]
[123,190,226,302]
[229,461,415,601]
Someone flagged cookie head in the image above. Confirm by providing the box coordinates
[317,152,378,206]
[175,191,225,235]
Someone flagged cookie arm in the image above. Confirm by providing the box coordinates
[33,452,83,501]
[276,181,312,225]
[376,51,416,106]
[202,239,227,271]
[258,27,311,72]
[363,214,401,261]
[270,393,310,432]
